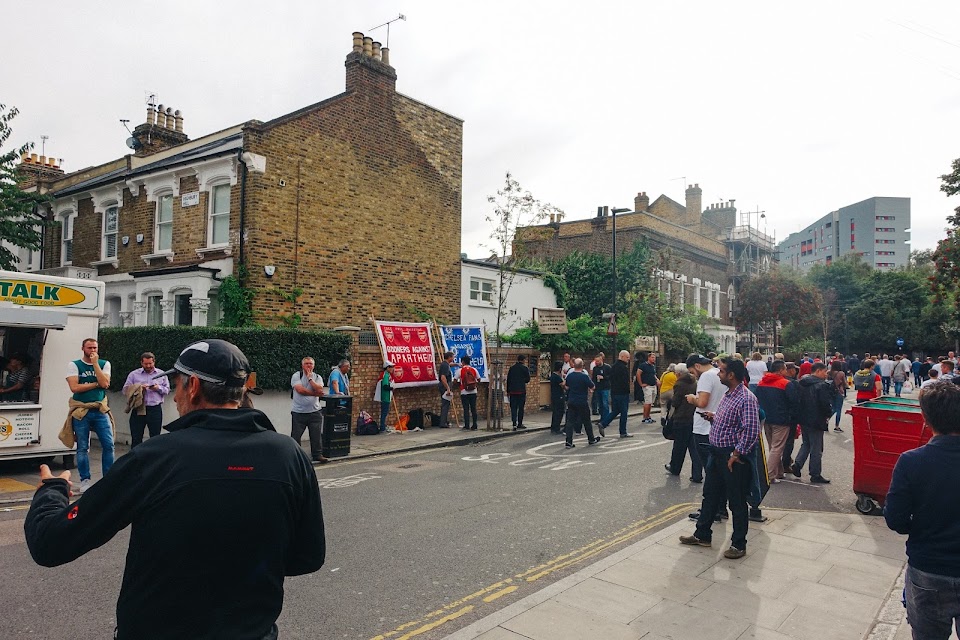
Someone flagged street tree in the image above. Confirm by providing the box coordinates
[0,104,49,270]
[734,268,819,352]
[930,157,960,351]
[485,172,562,348]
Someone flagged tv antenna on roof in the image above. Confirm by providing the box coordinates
[370,14,406,48]
[40,135,49,156]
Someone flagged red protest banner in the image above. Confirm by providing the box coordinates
[374,321,437,388]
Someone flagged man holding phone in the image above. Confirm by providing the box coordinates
[680,358,761,559]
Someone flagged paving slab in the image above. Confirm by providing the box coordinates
[501,599,642,640]
[776,605,872,640]
[628,598,749,640]
[553,577,662,625]
[688,582,797,631]
[780,579,884,623]
[595,557,714,604]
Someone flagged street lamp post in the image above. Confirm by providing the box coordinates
[610,208,632,357]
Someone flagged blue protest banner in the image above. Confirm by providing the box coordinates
[439,324,489,382]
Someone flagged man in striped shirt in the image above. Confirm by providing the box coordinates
[680,357,760,559]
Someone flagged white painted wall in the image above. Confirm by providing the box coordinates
[460,260,558,337]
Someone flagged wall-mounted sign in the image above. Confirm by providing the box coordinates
[0,278,101,310]
[534,308,568,334]
[181,192,200,207]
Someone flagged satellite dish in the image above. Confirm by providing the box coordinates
[126,137,142,150]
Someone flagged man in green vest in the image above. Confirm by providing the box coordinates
[66,338,114,493]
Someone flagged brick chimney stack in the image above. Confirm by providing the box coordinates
[634,191,650,212]
[131,101,189,157]
[685,183,702,222]
[345,30,397,93]
[16,152,65,189]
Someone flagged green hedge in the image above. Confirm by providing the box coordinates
[98,327,351,391]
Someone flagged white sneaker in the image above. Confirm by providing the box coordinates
[78,479,92,494]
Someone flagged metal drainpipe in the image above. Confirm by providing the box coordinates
[237,149,248,283]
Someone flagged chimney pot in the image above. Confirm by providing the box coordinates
[174,109,183,133]
[157,105,166,127]
[20,152,30,163]
[352,32,364,53]
[381,46,390,65]
[362,36,373,56]
[165,107,173,129]
[372,41,381,60]
[30,153,39,163]
[146,104,156,125]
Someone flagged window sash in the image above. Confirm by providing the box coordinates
[104,207,118,258]
[157,196,173,251]
[209,185,230,245]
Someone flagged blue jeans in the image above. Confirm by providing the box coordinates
[73,410,115,481]
[832,393,845,426]
[379,401,390,431]
[882,376,891,394]
[595,389,610,425]
[905,565,960,639]
[603,393,630,435]
[894,380,904,396]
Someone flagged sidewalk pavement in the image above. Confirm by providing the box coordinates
[442,508,953,640]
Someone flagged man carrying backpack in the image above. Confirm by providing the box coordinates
[853,359,882,404]
[458,356,480,430]
[792,363,834,483]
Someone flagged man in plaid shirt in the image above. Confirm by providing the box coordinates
[680,357,760,559]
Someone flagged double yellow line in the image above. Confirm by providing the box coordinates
[370,502,694,640]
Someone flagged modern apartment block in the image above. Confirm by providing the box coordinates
[778,197,910,272]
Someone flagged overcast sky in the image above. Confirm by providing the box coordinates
[6,1,959,257]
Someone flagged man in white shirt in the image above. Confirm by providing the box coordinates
[878,355,895,395]
[683,353,726,483]
[291,357,327,464]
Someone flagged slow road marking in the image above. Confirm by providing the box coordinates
[369,502,695,640]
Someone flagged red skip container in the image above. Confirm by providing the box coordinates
[847,401,932,515]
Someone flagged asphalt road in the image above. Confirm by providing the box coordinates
[0,398,864,640]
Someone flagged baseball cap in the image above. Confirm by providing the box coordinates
[383,360,395,369]
[686,353,711,368]
[154,339,251,387]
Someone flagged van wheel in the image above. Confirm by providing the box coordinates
[61,455,75,470]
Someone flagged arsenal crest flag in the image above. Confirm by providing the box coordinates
[374,321,438,388]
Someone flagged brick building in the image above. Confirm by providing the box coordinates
[19,32,463,332]
[514,184,777,355]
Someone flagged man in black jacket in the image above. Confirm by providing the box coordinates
[601,350,634,438]
[791,362,834,484]
[507,354,531,430]
[25,339,325,640]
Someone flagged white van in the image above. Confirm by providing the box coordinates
[0,270,105,464]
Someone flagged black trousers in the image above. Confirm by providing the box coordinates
[668,419,701,478]
[130,404,163,447]
[695,445,751,550]
[509,394,526,426]
[550,398,565,432]
[565,403,595,445]
[461,394,478,428]
[291,411,323,460]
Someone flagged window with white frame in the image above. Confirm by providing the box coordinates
[469,277,494,304]
[61,212,74,265]
[209,184,230,246]
[156,194,173,252]
[102,205,119,259]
